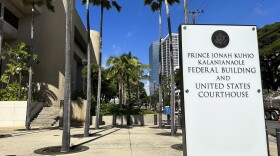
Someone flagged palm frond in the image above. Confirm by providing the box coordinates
[92,0,101,6]
[103,0,112,10]
[112,1,121,12]
[144,0,153,5]
[167,0,180,5]
[151,2,160,12]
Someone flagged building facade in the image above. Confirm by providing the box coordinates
[0,0,100,106]
[149,40,159,95]
[149,33,179,95]
[161,33,179,76]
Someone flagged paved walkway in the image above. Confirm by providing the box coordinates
[0,125,182,156]
[0,125,278,156]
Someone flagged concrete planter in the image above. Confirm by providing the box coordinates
[59,100,91,127]
[0,101,43,128]
[92,114,166,126]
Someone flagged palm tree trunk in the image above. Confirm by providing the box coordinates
[119,76,123,107]
[184,0,189,24]
[84,0,91,137]
[137,82,140,101]
[127,75,131,125]
[164,0,176,136]
[123,82,126,105]
[95,4,104,130]
[25,3,35,130]
[158,0,163,128]
[127,75,131,106]
[61,0,72,152]
[0,0,4,75]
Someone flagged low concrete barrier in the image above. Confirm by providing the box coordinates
[92,114,167,126]
[59,100,90,127]
[0,101,43,128]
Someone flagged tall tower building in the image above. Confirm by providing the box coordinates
[161,33,179,76]
[149,40,159,95]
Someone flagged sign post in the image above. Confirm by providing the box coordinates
[179,24,268,156]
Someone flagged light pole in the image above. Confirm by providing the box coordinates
[82,59,87,92]
[16,57,22,100]
[153,81,156,110]
[189,10,204,24]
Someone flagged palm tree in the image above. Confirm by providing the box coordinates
[184,0,189,24]
[106,53,147,108]
[83,0,92,137]
[21,0,54,130]
[144,0,178,129]
[61,0,72,152]
[144,0,163,128]
[95,0,121,129]
[163,0,179,136]
[106,55,127,108]
[0,0,4,74]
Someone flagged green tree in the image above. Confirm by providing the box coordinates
[61,0,72,152]
[0,43,37,101]
[258,22,280,91]
[21,0,54,130]
[106,53,149,108]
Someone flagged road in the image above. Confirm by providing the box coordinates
[266,120,280,137]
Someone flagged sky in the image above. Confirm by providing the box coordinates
[75,0,280,80]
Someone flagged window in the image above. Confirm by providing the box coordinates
[1,5,19,29]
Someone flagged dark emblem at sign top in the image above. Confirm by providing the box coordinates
[211,30,229,48]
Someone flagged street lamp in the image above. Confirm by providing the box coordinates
[82,59,87,92]
[16,67,22,100]
[16,57,22,100]
[153,81,156,110]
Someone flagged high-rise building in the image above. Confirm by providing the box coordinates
[149,40,159,95]
[161,33,179,76]
[148,33,179,95]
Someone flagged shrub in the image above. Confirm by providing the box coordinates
[98,103,157,115]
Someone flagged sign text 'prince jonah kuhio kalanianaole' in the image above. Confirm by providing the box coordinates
[179,25,268,156]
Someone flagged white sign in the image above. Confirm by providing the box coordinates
[179,25,268,156]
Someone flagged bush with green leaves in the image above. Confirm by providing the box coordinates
[98,103,157,116]
[0,42,38,101]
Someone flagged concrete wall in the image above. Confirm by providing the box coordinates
[59,100,88,127]
[0,101,43,128]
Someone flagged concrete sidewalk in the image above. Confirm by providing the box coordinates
[0,125,278,156]
[0,125,183,156]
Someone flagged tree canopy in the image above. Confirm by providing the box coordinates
[258,22,280,91]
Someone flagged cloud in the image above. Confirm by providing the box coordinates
[253,4,280,16]
[101,54,109,68]
[126,30,135,38]
[112,44,122,55]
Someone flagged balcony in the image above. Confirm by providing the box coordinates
[8,0,41,15]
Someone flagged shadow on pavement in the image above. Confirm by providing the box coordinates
[72,129,121,148]
[171,144,183,151]
[4,127,59,137]
[34,145,89,155]
[156,132,182,137]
